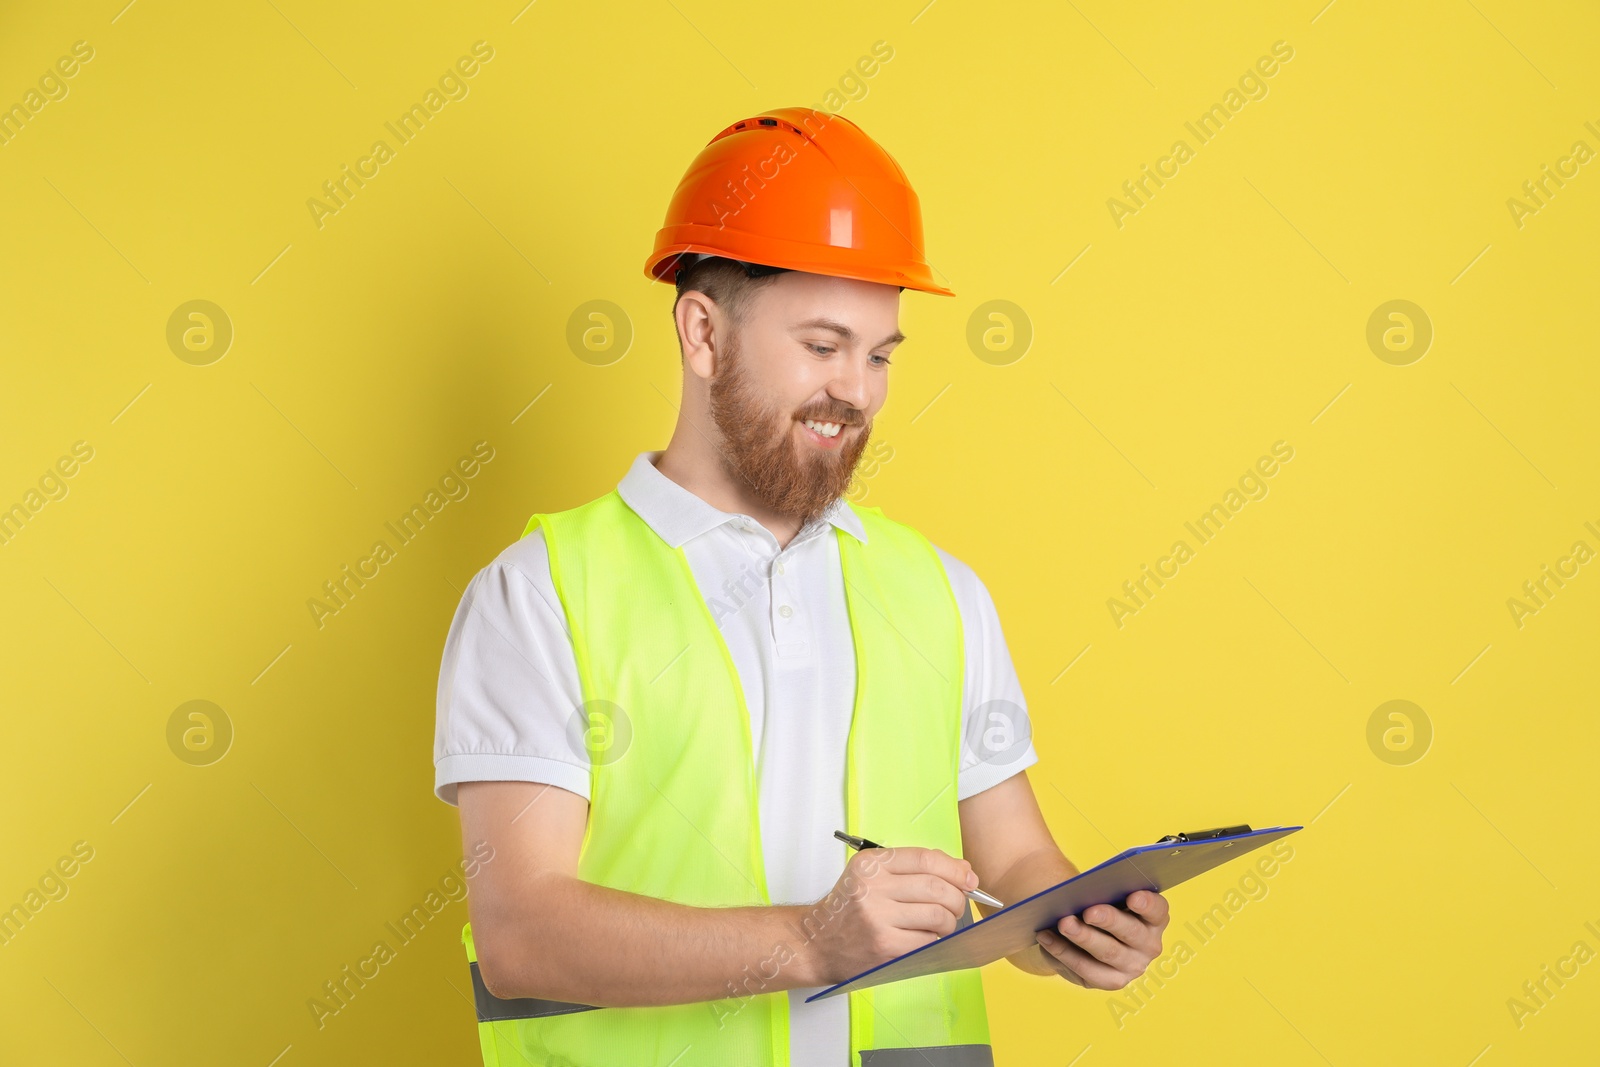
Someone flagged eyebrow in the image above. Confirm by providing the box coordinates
[791,317,906,349]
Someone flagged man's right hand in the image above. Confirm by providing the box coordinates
[461,781,984,1006]
[801,846,979,987]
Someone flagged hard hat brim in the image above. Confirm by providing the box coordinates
[646,231,955,298]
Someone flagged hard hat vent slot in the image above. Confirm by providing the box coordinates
[759,118,777,126]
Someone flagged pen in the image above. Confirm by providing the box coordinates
[834,830,1006,909]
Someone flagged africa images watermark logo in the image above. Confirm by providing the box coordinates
[1106,40,1296,229]
[306,42,496,230]
[0,440,95,548]
[1504,120,1600,231]
[306,441,496,630]
[1109,838,1295,1027]
[704,40,895,231]
[1505,918,1600,1032]
[1107,441,1295,628]
[1504,520,1599,630]
[1,840,96,948]
[0,39,95,148]
[306,840,495,1029]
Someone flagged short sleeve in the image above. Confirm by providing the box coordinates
[433,529,592,806]
[935,547,1039,801]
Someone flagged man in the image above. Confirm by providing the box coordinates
[434,107,1168,1066]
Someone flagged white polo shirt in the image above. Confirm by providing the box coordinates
[434,449,1037,1066]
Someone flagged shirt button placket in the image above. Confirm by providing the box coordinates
[773,555,793,627]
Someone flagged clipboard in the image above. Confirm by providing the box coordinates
[805,823,1301,1001]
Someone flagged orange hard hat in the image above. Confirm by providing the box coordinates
[644,107,954,297]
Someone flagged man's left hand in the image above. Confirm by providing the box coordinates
[1034,890,1170,989]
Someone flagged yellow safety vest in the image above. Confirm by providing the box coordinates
[460,490,992,1066]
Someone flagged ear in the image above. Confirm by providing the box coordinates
[675,289,724,381]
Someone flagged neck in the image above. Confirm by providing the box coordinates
[655,422,805,550]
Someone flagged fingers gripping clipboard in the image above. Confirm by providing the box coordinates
[805,824,1302,1002]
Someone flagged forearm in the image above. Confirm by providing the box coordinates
[985,845,1079,977]
[477,871,824,1008]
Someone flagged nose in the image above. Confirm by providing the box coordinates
[827,354,872,419]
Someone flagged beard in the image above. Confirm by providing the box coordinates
[707,328,873,531]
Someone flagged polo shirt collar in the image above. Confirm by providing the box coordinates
[616,450,868,549]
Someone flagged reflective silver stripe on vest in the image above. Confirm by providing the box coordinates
[469,962,602,1022]
[859,1046,995,1066]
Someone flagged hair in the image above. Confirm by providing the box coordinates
[671,255,791,360]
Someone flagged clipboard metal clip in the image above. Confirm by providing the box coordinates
[1154,824,1252,845]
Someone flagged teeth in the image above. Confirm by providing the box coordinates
[803,419,841,438]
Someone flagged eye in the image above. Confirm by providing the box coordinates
[871,353,893,366]
[806,343,835,356]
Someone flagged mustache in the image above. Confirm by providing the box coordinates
[796,410,864,425]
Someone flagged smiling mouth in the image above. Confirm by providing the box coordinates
[798,417,848,449]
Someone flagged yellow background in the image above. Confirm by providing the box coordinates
[2,0,1596,1063]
